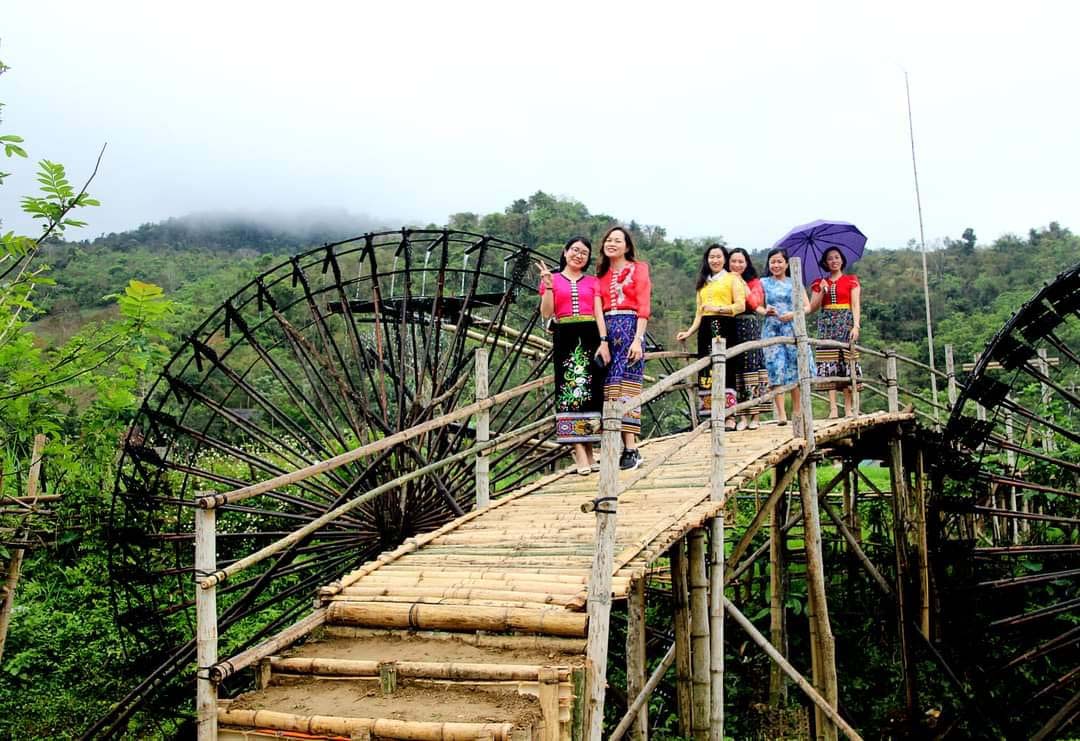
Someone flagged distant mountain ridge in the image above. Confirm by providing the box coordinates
[71,209,393,254]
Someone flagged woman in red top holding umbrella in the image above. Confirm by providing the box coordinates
[810,247,862,418]
[772,219,866,419]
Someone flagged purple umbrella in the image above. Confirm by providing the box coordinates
[772,219,867,286]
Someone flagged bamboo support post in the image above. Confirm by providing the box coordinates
[688,529,710,741]
[571,666,586,741]
[944,344,958,409]
[0,433,44,664]
[790,258,813,440]
[539,667,561,741]
[626,577,647,740]
[1004,400,1018,543]
[1037,348,1054,452]
[671,541,694,738]
[475,348,491,509]
[708,337,725,741]
[769,468,789,706]
[887,430,918,720]
[914,448,931,637]
[585,399,621,740]
[724,598,863,741]
[379,661,398,694]
[886,351,899,413]
[195,505,218,741]
[798,459,839,741]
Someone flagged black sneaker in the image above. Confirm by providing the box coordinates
[620,449,643,471]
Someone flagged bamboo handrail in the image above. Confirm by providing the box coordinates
[198,416,554,589]
[197,375,552,508]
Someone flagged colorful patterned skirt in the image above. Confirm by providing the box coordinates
[734,313,771,414]
[696,315,737,416]
[553,316,604,444]
[815,308,861,383]
[604,312,645,435]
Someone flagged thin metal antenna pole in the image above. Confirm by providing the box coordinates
[905,70,940,421]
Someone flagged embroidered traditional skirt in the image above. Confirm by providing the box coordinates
[734,313,771,414]
[815,308,861,382]
[553,316,604,444]
[604,312,645,435]
[696,315,737,416]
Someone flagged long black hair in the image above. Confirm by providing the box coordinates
[765,247,791,277]
[694,243,728,291]
[558,235,592,271]
[727,247,759,282]
[595,226,637,276]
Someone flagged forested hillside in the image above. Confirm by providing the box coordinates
[40,193,1080,368]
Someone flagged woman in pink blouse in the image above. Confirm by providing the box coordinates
[538,236,610,474]
[596,226,651,471]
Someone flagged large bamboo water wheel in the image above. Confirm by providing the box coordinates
[95,229,683,736]
[937,261,1080,738]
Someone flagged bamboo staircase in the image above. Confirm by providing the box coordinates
[214,415,904,740]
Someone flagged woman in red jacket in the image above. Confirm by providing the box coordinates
[596,226,651,471]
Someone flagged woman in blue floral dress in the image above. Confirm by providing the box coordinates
[757,248,810,425]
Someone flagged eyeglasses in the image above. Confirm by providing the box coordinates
[567,247,590,255]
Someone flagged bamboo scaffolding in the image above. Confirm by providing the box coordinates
[626,577,647,740]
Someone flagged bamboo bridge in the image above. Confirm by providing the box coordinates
[86,236,1077,740]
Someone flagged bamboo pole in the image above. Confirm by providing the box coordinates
[724,597,863,741]
[327,602,587,637]
[944,345,958,409]
[0,433,44,664]
[914,448,931,637]
[195,505,218,741]
[887,429,917,720]
[216,707,514,741]
[688,529,710,741]
[626,577,647,740]
[272,657,571,682]
[708,336,725,741]
[211,609,328,682]
[198,374,552,508]
[475,348,491,509]
[585,399,621,740]
[1037,348,1054,452]
[671,541,694,738]
[539,667,561,741]
[798,459,838,741]
[769,468,788,707]
[610,642,676,741]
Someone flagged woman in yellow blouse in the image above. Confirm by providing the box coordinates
[676,244,746,430]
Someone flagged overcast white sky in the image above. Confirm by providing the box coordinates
[2,1,1078,250]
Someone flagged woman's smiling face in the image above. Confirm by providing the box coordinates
[707,247,726,274]
[824,249,845,273]
[603,229,627,258]
[564,240,590,270]
[728,252,747,276]
[769,253,787,277]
